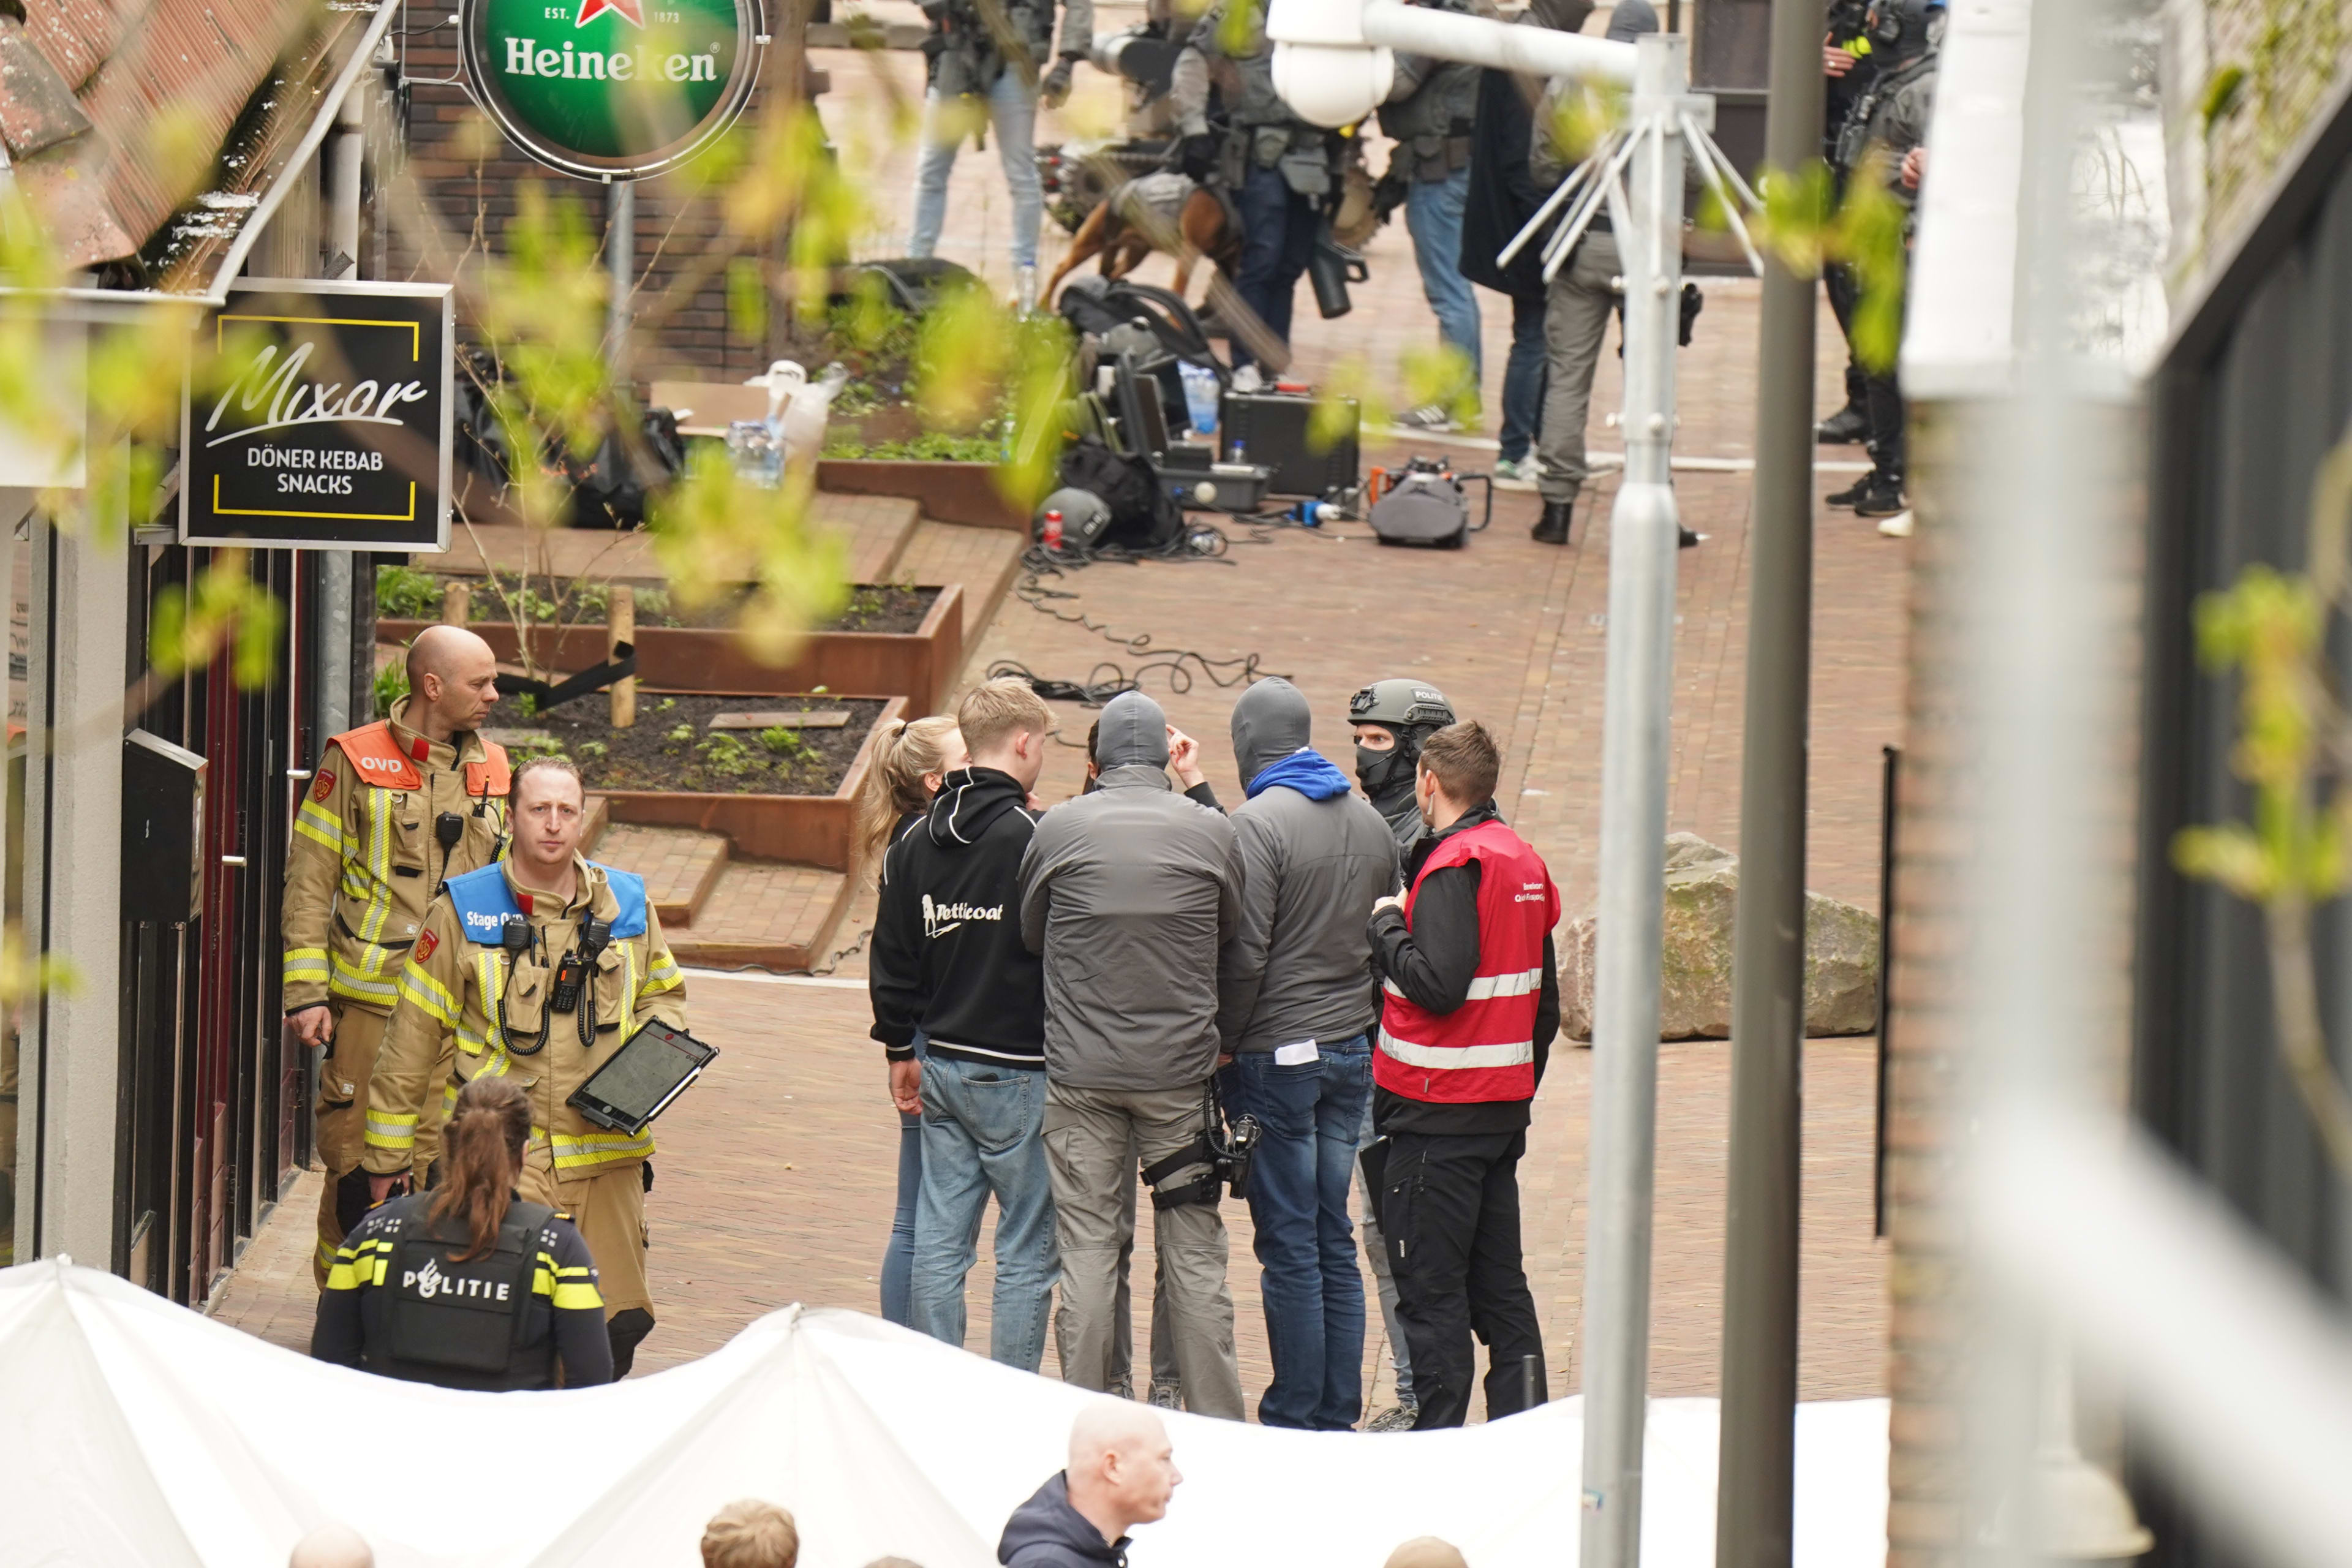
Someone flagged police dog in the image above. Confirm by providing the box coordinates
[1043,171,1242,305]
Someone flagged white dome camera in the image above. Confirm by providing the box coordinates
[1266,0,1395,127]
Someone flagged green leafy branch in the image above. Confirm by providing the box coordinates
[2174,437,2352,1174]
[1746,156,1911,373]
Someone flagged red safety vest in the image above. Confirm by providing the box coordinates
[334,720,511,798]
[1375,817,1560,1105]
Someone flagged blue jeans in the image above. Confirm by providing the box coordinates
[1499,292,1549,463]
[1232,164,1317,370]
[908,71,1044,271]
[881,1034,928,1327]
[911,1054,1059,1370]
[1231,1036,1373,1429]
[1405,170,1482,402]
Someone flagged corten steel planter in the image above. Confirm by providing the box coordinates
[379,584,965,715]
[813,459,1029,532]
[587,695,907,874]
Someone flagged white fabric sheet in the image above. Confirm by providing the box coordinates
[0,1259,1889,1567]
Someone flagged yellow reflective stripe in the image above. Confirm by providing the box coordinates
[475,949,514,1055]
[331,954,401,1003]
[455,1024,490,1057]
[642,949,683,993]
[548,1128,654,1169]
[551,1280,604,1310]
[284,948,330,984]
[318,1237,345,1273]
[363,1109,419,1150]
[397,960,459,1025]
[294,802,342,852]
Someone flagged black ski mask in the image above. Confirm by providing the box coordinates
[1356,733,1423,797]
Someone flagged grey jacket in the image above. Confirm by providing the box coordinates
[1216,680,1400,1054]
[1019,692,1242,1091]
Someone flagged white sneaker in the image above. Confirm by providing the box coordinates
[1395,403,1464,433]
[1877,509,1914,538]
[1231,363,1265,394]
[1493,456,1540,491]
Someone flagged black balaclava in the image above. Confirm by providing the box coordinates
[1605,0,1658,41]
[1356,725,1431,807]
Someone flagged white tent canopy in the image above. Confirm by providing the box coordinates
[0,1261,1889,1567]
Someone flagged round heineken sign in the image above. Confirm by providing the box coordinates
[463,0,764,178]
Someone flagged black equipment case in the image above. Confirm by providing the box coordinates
[1218,391,1360,497]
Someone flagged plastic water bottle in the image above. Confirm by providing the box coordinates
[1178,362,1220,435]
[1042,508,1065,551]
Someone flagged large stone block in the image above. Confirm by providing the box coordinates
[1562,834,1880,1041]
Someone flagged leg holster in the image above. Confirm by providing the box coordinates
[1142,1135,1222,1210]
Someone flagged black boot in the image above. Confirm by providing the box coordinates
[1853,472,1907,518]
[1826,473,1872,507]
[1532,499,1574,545]
[1816,405,1869,443]
[1679,525,1703,548]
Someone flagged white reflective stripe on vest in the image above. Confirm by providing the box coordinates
[1380,966,1545,1002]
[1378,1029,1536,1069]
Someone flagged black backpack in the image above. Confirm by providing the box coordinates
[1059,437,1183,552]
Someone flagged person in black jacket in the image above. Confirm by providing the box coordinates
[870,678,1058,1371]
[1365,722,1559,1429]
[312,1076,612,1390]
[1000,1403,1182,1568]
[1458,0,1593,492]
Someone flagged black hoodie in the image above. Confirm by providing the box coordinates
[869,766,1047,1068]
[998,1473,1127,1568]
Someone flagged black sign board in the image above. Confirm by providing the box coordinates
[182,279,454,551]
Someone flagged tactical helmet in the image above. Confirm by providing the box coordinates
[1868,0,1936,56]
[1348,679,1457,734]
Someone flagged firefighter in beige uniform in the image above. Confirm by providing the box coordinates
[283,625,509,1286]
[363,756,687,1375]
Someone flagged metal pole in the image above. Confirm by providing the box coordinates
[607,178,635,386]
[1580,34,1689,1568]
[1715,0,1825,1560]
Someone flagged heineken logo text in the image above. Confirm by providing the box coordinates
[501,37,720,80]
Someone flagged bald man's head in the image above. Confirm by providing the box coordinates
[403,624,500,740]
[288,1523,374,1568]
[1065,1401,1180,1542]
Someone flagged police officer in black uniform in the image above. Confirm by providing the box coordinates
[1348,679,1459,852]
[314,1076,613,1390]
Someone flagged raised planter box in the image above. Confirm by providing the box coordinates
[379,582,964,715]
[592,694,909,873]
[814,459,1029,532]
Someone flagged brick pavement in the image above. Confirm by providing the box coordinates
[213,56,1907,1419]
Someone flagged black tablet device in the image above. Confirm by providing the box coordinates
[567,1020,720,1137]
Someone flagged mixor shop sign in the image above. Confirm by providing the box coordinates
[182,281,454,551]
[462,0,766,178]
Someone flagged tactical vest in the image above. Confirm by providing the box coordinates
[1834,51,1932,172]
[334,720,512,800]
[1378,58,1478,143]
[1375,819,1560,1104]
[369,1193,562,1391]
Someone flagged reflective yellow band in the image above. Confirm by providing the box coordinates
[294,802,343,852]
[363,1109,419,1150]
[396,963,459,1025]
[546,1128,655,1170]
[551,1281,605,1310]
[284,948,330,985]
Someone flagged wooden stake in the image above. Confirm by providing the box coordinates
[442,580,470,626]
[610,584,636,729]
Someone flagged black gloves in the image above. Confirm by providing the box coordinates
[1174,132,1219,183]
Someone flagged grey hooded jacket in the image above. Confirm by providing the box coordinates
[1216,679,1400,1054]
[1019,692,1242,1091]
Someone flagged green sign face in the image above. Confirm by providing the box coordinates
[463,0,763,178]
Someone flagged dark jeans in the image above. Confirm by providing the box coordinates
[881,1032,927,1327]
[1863,273,1909,481]
[1232,165,1316,370]
[1377,1127,1547,1429]
[1231,1036,1373,1430]
[1499,292,1549,464]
